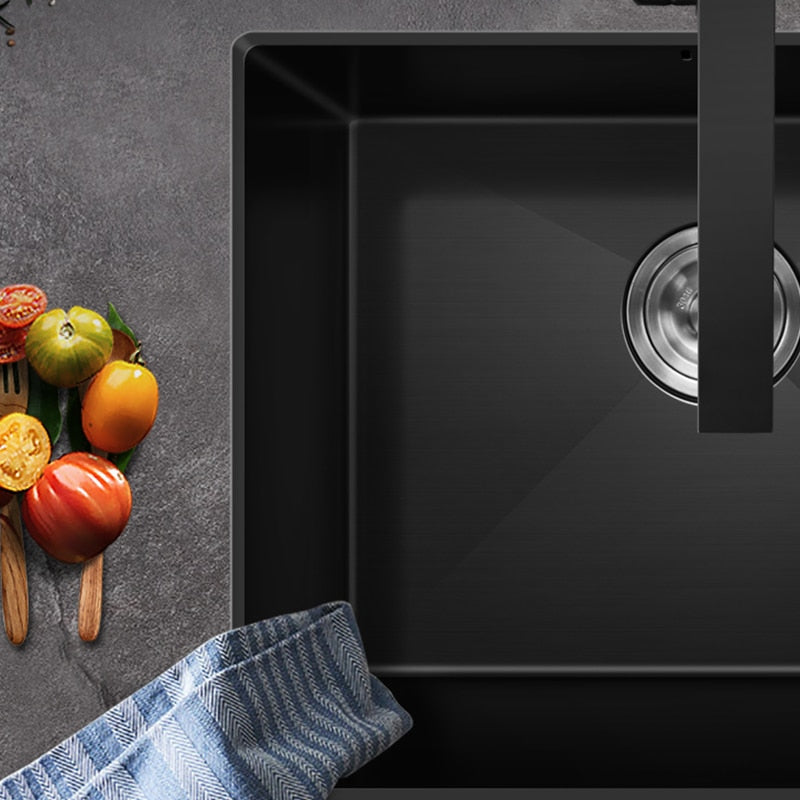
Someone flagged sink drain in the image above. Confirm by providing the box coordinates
[623,226,800,403]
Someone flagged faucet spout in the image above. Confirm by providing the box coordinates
[635,0,776,432]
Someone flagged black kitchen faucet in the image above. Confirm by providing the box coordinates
[635,0,776,432]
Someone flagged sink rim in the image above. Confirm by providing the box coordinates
[232,30,800,50]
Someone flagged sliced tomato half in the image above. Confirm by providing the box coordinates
[0,325,27,364]
[0,285,47,329]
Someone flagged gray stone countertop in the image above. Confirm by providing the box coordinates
[0,0,798,781]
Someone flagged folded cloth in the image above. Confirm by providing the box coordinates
[0,601,411,800]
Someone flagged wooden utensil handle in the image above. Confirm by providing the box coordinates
[78,552,103,642]
[78,445,109,642]
[1,498,28,646]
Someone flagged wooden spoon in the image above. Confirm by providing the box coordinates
[78,550,102,642]
[78,442,106,642]
[78,332,138,642]
[0,360,30,645]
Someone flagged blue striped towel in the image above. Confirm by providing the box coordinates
[0,602,412,799]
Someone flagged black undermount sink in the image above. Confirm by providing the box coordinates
[233,34,800,788]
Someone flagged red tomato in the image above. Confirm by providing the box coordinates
[0,326,26,364]
[21,452,132,563]
[0,285,47,329]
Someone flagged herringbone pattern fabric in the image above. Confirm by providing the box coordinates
[0,602,412,799]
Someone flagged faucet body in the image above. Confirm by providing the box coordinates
[634,0,776,432]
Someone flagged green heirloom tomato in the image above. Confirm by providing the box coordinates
[25,306,113,388]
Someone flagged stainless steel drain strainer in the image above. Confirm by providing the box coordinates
[623,226,800,403]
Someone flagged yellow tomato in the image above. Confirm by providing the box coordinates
[82,361,158,453]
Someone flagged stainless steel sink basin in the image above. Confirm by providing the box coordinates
[233,33,800,788]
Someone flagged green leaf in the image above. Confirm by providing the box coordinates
[26,366,62,446]
[111,447,136,474]
[106,302,137,344]
[66,387,90,452]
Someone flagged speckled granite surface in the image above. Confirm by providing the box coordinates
[0,0,799,780]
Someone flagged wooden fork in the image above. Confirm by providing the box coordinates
[0,360,30,645]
